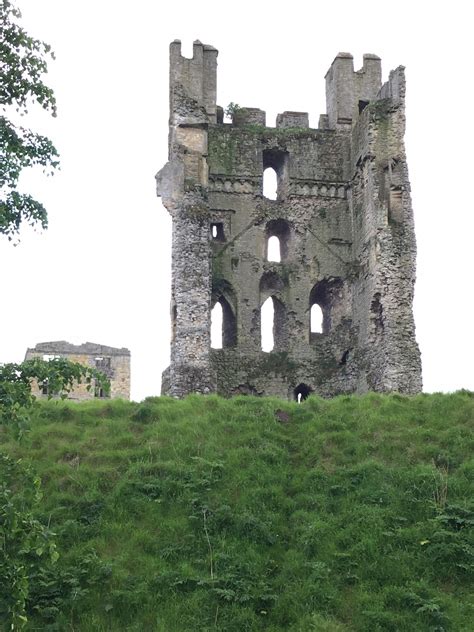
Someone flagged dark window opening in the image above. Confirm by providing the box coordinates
[358,100,369,114]
[265,218,291,261]
[371,293,384,333]
[94,384,106,398]
[262,149,289,201]
[95,357,111,371]
[211,222,225,241]
[340,349,350,365]
[294,383,312,402]
[40,378,58,398]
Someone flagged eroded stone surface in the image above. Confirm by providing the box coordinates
[157,41,422,400]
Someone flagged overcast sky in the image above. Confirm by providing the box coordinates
[1,0,473,400]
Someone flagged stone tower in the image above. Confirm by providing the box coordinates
[156,41,422,399]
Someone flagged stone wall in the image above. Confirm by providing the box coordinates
[25,341,131,400]
[156,42,422,399]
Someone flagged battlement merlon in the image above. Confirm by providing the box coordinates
[325,52,382,129]
[169,40,218,126]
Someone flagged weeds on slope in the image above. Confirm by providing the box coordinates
[1,392,473,631]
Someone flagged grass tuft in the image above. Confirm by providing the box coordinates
[1,391,473,630]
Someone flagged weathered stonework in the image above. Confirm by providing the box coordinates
[25,341,130,400]
[156,41,422,399]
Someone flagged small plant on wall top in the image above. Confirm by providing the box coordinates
[224,102,240,121]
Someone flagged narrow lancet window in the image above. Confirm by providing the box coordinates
[211,302,223,349]
[261,296,274,351]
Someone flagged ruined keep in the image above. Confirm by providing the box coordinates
[25,341,131,400]
[156,41,422,399]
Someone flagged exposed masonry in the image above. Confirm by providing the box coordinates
[25,341,130,400]
[156,41,422,400]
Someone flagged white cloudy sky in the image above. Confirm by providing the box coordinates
[1,0,473,400]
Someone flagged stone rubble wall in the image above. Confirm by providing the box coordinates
[157,42,422,399]
[25,342,131,400]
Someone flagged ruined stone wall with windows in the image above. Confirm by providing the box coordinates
[25,341,130,400]
[157,41,422,399]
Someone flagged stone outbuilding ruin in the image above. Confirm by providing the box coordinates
[156,41,422,400]
[25,341,130,400]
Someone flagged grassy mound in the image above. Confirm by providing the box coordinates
[1,392,474,630]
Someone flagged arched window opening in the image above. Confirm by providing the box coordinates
[211,302,223,349]
[265,218,291,261]
[261,296,274,352]
[211,293,237,349]
[263,149,289,201]
[294,383,312,403]
[267,235,281,262]
[260,294,288,352]
[310,304,323,334]
[309,278,344,339]
[263,167,278,200]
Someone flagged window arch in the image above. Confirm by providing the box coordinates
[211,281,237,349]
[309,278,344,337]
[267,235,281,262]
[262,148,289,201]
[211,301,223,348]
[261,296,274,351]
[265,219,291,261]
[260,295,288,352]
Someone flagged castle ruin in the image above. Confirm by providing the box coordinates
[156,41,422,399]
[25,341,131,400]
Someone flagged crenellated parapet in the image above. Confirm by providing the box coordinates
[325,52,382,129]
[156,42,421,399]
[169,39,218,126]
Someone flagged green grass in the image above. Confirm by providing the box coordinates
[1,391,474,631]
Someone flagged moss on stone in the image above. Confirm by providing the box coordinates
[253,352,298,377]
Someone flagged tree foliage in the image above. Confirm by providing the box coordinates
[0,358,109,629]
[0,357,109,436]
[0,0,59,241]
[0,454,59,630]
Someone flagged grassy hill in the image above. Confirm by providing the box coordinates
[1,392,474,631]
